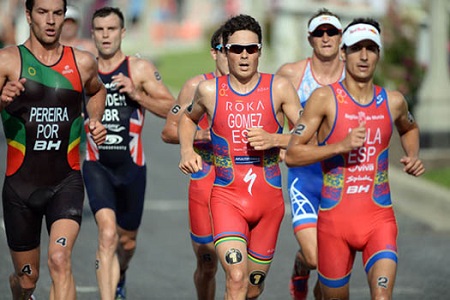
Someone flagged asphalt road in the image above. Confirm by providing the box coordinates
[0,116,449,299]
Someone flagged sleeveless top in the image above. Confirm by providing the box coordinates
[320,82,393,210]
[211,73,283,190]
[297,58,346,105]
[85,56,146,167]
[1,45,83,184]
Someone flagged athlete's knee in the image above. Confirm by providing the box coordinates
[246,270,266,299]
[47,249,71,274]
[226,268,247,291]
[298,248,318,270]
[197,249,217,275]
[98,226,119,251]
[119,233,137,251]
[10,271,39,291]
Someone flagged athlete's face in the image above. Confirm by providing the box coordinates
[26,0,65,46]
[342,40,380,83]
[308,24,342,61]
[92,14,125,58]
[225,30,260,81]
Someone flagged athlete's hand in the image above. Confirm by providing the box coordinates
[179,150,203,175]
[112,72,138,100]
[400,156,425,177]
[194,128,211,142]
[89,119,107,145]
[340,121,366,153]
[247,127,275,150]
[0,78,26,107]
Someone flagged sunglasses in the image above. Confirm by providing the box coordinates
[225,43,262,54]
[214,44,224,52]
[311,28,340,38]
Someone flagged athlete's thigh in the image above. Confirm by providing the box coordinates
[317,216,355,289]
[10,248,41,279]
[210,187,250,241]
[45,171,84,233]
[82,161,116,213]
[188,173,214,242]
[215,239,248,275]
[2,180,44,251]
[247,201,284,263]
[116,165,146,231]
[47,219,81,254]
[367,259,396,299]
[288,165,322,233]
[247,255,271,292]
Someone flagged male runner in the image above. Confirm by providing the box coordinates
[84,6,175,300]
[161,25,228,300]
[0,0,106,299]
[285,18,425,299]
[276,8,345,299]
[179,14,302,299]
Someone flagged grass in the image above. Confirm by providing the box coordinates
[422,168,450,190]
[155,46,215,93]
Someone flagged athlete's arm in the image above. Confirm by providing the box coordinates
[0,46,25,111]
[161,74,204,144]
[178,80,212,175]
[285,86,365,167]
[247,75,302,150]
[389,90,424,176]
[75,49,107,145]
[275,60,305,88]
[122,57,175,118]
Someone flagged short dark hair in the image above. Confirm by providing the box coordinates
[92,7,125,28]
[26,0,67,13]
[307,8,341,27]
[343,18,381,35]
[221,14,262,47]
[210,25,224,49]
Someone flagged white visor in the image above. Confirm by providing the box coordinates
[342,23,382,48]
[65,6,80,22]
[308,15,342,33]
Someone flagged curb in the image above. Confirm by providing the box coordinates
[390,166,450,232]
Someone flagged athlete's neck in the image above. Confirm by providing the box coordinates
[310,55,343,85]
[98,51,126,73]
[24,38,63,66]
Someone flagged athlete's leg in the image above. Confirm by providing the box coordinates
[191,241,217,300]
[246,258,272,300]
[9,248,40,300]
[116,226,138,283]
[215,239,249,300]
[94,208,120,300]
[292,227,321,300]
[320,283,350,300]
[47,219,80,300]
[367,259,396,300]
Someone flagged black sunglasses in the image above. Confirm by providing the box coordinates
[214,44,224,52]
[311,28,340,38]
[225,43,261,54]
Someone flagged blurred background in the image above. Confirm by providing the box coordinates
[0,0,449,181]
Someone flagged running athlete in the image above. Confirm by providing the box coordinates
[0,0,107,299]
[84,7,175,300]
[275,9,344,300]
[161,26,228,300]
[179,14,302,299]
[285,18,425,299]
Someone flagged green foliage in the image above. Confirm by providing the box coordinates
[375,11,426,113]
[156,46,215,93]
[423,168,450,189]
